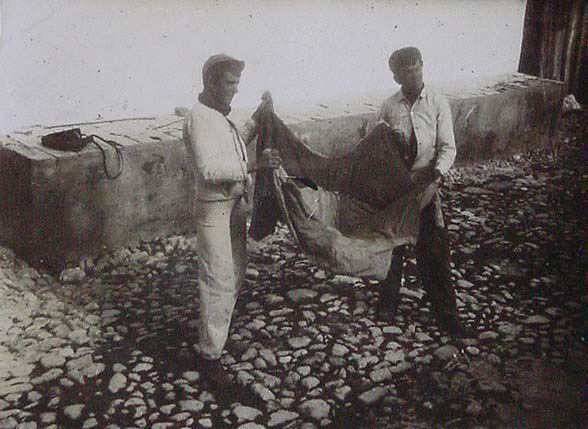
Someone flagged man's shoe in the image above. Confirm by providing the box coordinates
[198,357,232,388]
[438,317,473,340]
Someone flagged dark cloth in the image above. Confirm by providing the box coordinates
[249,111,438,280]
[249,111,413,240]
[406,129,418,168]
[248,111,283,240]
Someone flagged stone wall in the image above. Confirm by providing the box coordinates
[0,120,193,271]
[278,73,564,159]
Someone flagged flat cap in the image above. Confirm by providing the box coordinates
[202,53,245,85]
[388,47,422,73]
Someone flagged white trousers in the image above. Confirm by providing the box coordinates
[194,197,247,360]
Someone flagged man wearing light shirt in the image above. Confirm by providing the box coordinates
[183,54,280,387]
[374,47,464,338]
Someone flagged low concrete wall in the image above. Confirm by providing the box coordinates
[276,73,564,159]
[0,73,564,271]
[0,127,193,271]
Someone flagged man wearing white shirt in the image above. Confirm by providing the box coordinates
[375,47,464,338]
[183,54,279,386]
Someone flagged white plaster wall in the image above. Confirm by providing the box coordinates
[0,0,526,132]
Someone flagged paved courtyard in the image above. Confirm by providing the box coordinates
[1,112,587,428]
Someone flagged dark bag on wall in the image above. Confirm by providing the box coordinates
[41,129,124,179]
[41,128,89,152]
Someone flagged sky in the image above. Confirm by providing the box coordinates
[0,0,527,132]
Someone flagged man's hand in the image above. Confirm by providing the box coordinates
[228,181,247,199]
[257,148,281,170]
[410,167,442,188]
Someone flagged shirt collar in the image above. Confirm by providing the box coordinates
[198,90,231,116]
[399,84,428,103]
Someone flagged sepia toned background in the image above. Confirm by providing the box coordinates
[0,0,525,131]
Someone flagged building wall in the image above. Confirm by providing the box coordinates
[519,0,588,102]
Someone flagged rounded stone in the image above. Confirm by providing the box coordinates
[108,373,127,394]
[434,345,459,361]
[288,337,311,349]
[40,353,66,369]
[64,404,85,420]
[298,399,330,421]
[182,371,200,382]
[287,289,318,303]
[179,400,204,413]
[466,346,480,356]
[199,418,213,428]
[331,344,349,357]
[233,405,263,423]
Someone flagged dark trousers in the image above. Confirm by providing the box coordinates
[381,196,458,322]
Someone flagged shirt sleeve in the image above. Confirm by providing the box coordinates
[435,95,457,175]
[183,110,245,184]
[376,102,388,123]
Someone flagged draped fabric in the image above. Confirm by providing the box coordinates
[249,111,437,280]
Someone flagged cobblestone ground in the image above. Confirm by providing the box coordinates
[1,112,587,429]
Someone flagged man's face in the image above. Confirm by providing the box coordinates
[394,60,424,92]
[214,70,241,106]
